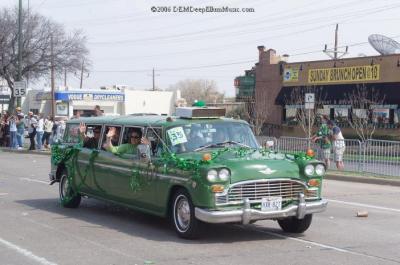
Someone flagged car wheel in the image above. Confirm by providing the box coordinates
[171,189,202,239]
[59,169,81,208]
[278,214,313,233]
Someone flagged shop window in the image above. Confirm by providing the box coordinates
[353,109,368,119]
[334,108,349,124]
[285,108,297,125]
[372,109,389,124]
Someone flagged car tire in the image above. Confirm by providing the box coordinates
[171,189,202,239]
[59,169,81,208]
[278,214,313,233]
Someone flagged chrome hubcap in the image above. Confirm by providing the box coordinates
[61,174,69,198]
[175,195,191,231]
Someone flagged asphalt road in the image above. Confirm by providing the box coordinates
[0,151,399,265]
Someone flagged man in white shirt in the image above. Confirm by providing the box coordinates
[42,116,54,149]
[327,120,346,170]
[36,114,45,150]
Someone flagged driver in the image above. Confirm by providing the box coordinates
[103,127,150,156]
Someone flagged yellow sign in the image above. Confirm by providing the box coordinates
[283,67,299,82]
[308,65,380,84]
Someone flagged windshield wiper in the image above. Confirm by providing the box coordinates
[194,141,251,152]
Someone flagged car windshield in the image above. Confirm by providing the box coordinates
[166,121,259,153]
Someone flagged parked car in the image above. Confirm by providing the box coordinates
[49,108,327,239]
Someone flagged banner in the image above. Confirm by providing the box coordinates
[283,67,299,82]
[308,65,380,84]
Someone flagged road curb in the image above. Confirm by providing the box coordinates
[325,174,400,187]
[0,148,51,157]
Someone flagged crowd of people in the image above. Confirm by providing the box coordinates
[0,107,65,150]
[0,105,104,150]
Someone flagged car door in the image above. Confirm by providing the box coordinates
[74,123,103,195]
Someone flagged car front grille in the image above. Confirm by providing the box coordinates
[215,179,314,205]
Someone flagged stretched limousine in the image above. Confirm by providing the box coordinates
[49,107,327,239]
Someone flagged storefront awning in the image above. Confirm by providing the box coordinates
[275,82,400,105]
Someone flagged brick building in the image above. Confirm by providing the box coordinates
[253,46,400,137]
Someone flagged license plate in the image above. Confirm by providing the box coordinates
[261,197,282,212]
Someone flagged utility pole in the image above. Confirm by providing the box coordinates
[149,68,159,91]
[16,0,23,109]
[323,24,348,60]
[152,68,155,91]
[80,59,84,89]
[64,69,67,88]
[51,35,55,119]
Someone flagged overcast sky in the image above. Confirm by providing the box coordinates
[1,0,400,96]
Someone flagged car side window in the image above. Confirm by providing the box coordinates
[63,123,80,143]
[146,127,163,157]
[122,127,143,144]
[101,126,121,151]
[83,124,102,149]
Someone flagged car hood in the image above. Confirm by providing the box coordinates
[174,148,301,183]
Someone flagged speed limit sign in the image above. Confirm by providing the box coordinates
[14,81,26,97]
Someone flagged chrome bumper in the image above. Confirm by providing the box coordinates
[195,193,328,225]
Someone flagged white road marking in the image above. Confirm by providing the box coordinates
[0,237,57,265]
[245,227,399,263]
[20,178,48,184]
[328,199,400,213]
[0,193,8,196]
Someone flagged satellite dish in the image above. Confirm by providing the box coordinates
[368,34,400,55]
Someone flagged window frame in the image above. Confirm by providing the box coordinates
[100,124,123,151]
[82,123,104,150]
[145,126,163,157]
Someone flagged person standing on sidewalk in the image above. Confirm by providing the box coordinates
[42,116,53,149]
[8,115,17,149]
[36,114,45,150]
[327,120,346,171]
[312,115,331,168]
[27,112,37,150]
[16,113,25,149]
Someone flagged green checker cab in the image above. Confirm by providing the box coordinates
[49,107,328,239]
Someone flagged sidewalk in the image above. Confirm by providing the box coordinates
[1,147,400,186]
[0,147,51,156]
[325,170,400,187]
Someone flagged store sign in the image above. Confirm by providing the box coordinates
[308,65,380,84]
[55,92,124,102]
[36,92,52,101]
[56,102,69,116]
[283,67,299,82]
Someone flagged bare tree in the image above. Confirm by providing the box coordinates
[239,96,269,136]
[346,85,385,141]
[284,86,326,137]
[0,7,90,111]
[168,79,224,105]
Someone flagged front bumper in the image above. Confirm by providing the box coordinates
[195,193,328,224]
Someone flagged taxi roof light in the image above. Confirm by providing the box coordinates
[176,107,226,119]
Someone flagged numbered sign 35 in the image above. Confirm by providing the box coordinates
[14,81,26,97]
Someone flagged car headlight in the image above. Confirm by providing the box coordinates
[315,164,325,176]
[207,169,218,182]
[304,164,315,176]
[218,168,230,181]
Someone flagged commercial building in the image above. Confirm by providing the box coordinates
[243,46,400,136]
[22,88,176,118]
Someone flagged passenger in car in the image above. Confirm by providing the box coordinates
[103,127,150,156]
[79,122,101,149]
